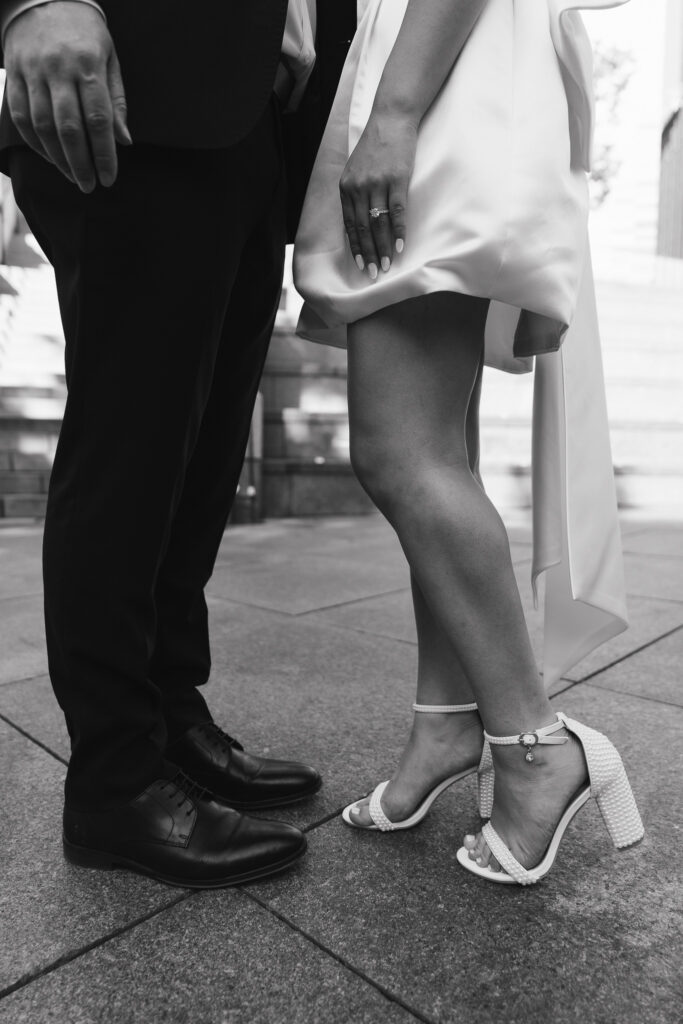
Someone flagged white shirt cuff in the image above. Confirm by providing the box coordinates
[2,0,106,48]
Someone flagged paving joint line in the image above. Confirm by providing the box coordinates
[0,590,43,604]
[0,892,193,1002]
[309,619,419,647]
[207,585,412,619]
[0,670,49,689]
[241,889,436,1024]
[563,621,683,686]
[586,682,683,709]
[293,586,411,618]
[303,806,345,833]
[624,592,683,606]
[0,710,67,766]
[623,549,683,562]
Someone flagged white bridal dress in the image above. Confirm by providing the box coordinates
[293,0,630,686]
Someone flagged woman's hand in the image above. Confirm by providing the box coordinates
[339,112,418,279]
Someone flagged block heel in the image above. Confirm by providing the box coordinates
[477,739,494,819]
[595,761,644,849]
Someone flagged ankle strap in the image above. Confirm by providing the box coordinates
[413,702,478,713]
[483,715,568,747]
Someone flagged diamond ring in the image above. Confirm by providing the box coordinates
[369,207,390,219]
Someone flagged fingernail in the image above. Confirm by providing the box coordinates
[368,263,378,280]
[395,238,404,254]
[381,257,391,273]
[355,254,365,272]
[100,173,115,188]
[123,125,133,145]
[80,182,95,194]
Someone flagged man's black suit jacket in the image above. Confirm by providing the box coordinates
[0,0,357,234]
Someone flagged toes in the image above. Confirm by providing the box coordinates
[466,832,486,861]
[350,798,373,827]
[479,844,492,869]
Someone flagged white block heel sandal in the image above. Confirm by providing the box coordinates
[455,712,645,885]
[342,702,491,832]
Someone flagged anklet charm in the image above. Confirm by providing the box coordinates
[520,731,539,762]
[483,716,569,766]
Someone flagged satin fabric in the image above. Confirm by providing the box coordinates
[293,0,630,685]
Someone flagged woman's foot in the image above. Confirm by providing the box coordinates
[464,724,589,872]
[348,708,483,826]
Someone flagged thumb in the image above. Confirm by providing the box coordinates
[108,48,132,145]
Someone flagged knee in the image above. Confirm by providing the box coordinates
[350,431,411,518]
[349,429,463,526]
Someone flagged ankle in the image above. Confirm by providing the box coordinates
[413,707,481,735]
[483,705,558,740]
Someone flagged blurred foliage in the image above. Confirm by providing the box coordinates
[590,43,636,207]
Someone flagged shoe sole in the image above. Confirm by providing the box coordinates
[63,835,307,889]
[216,777,323,811]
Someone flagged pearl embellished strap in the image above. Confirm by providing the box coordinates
[413,702,478,713]
[483,715,568,746]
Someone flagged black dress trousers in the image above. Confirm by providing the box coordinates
[8,98,286,810]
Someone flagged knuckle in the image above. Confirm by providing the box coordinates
[9,110,31,131]
[85,110,110,131]
[75,45,104,71]
[32,116,55,136]
[57,119,82,140]
[43,52,62,76]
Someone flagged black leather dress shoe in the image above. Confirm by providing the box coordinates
[63,772,306,888]
[167,723,322,810]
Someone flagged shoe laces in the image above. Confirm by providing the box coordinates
[161,770,211,816]
[199,722,244,755]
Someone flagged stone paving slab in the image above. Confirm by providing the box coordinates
[0,674,69,760]
[0,721,185,995]
[208,550,410,615]
[245,687,682,1024]
[0,593,48,685]
[561,594,683,683]
[621,524,683,558]
[585,626,683,707]
[0,526,43,600]
[200,615,421,828]
[0,890,418,1024]
[301,562,683,689]
[211,516,531,616]
[216,514,404,568]
[622,552,683,603]
[0,616,422,832]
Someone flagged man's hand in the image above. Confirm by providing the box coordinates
[3,1,131,191]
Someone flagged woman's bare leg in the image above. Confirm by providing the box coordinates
[348,356,484,826]
[347,292,586,867]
